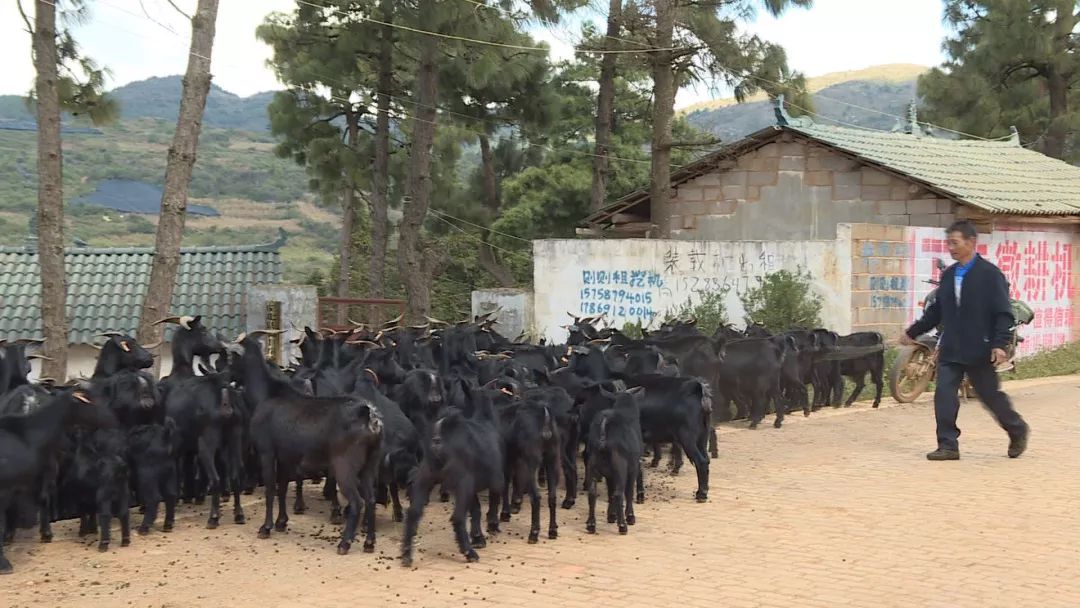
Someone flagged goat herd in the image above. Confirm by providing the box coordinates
[0,310,886,573]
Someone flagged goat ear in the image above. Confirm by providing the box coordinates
[73,391,92,404]
[119,340,131,353]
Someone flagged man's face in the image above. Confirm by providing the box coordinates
[946,230,976,261]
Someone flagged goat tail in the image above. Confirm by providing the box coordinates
[687,377,713,414]
[541,407,554,441]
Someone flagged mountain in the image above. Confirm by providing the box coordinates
[681,64,930,144]
[110,76,277,131]
[0,76,277,132]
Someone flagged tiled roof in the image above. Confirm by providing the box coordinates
[788,120,1080,215]
[583,112,1080,227]
[0,230,285,345]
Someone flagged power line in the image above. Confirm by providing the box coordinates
[292,0,680,54]
[429,209,531,261]
[459,0,656,51]
[429,208,532,245]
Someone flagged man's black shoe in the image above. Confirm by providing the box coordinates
[1008,426,1029,459]
[926,448,960,461]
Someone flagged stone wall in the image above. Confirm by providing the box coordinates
[664,135,958,241]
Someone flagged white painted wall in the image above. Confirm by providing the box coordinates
[28,345,177,381]
[533,235,852,344]
[472,288,533,341]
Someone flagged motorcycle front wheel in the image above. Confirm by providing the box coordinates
[889,345,934,403]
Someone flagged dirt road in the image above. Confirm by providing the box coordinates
[6,375,1080,607]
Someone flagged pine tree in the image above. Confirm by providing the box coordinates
[919,0,1080,160]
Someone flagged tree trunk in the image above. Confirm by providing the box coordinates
[648,0,676,238]
[477,134,515,287]
[33,0,68,380]
[336,106,360,325]
[1044,69,1068,160]
[1043,7,1075,160]
[397,9,439,323]
[136,0,219,374]
[368,0,393,299]
[590,0,622,212]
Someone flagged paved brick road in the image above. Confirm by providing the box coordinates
[7,376,1080,607]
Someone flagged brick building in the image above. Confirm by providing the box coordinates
[555,105,1080,352]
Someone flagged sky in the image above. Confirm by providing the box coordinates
[0,0,950,109]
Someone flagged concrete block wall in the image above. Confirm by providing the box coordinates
[665,136,959,241]
[848,223,912,339]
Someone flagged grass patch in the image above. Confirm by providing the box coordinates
[1003,341,1080,381]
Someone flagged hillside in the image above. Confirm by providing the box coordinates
[0,76,276,132]
[682,63,929,143]
[0,116,339,284]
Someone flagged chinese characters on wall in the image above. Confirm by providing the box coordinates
[907,228,1073,355]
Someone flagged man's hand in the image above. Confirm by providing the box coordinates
[991,348,1009,366]
[898,333,915,346]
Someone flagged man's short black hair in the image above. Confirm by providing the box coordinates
[946,219,978,240]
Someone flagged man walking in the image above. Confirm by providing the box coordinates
[900,220,1029,460]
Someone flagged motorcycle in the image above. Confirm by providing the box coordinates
[888,258,1035,404]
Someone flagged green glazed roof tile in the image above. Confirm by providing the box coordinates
[0,231,286,345]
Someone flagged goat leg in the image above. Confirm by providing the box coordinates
[624,465,637,526]
[361,475,377,553]
[257,455,275,539]
[274,471,290,532]
[526,468,541,544]
[545,455,559,540]
[118,495,131,548]
[389,482,404,523]
[97,501,112,552]
[0,498,12,575]
[468,495,486,549]
[400,468,435,567]
[486,490,501,536]
[585,462,598,534]
[197,435,223,529]
[293,480,306,515]
[451,487,478,563]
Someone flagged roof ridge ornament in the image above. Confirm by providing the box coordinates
[1008,126,1021,146]
[773,94,813,128]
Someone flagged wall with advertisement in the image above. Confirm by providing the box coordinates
[905,226,1074,355]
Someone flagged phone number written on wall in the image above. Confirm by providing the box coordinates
[579,269,663,319]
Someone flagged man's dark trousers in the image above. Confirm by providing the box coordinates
[934,361,1028,451]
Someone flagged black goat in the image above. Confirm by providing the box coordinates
[497,395,562,543]
[59,427,132,552]
[235,332,383,555]
[128,420,180,535]
[401,384,504,567]
[585,389,643,535]
[91,333,155,379]
[0,387,102,574]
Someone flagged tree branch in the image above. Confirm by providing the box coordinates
[16,0,34,35]
[164,0,192,20]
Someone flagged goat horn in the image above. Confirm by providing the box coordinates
[27,354,54,361]
[248,329,286,339]
[98,332,125,338]
[347,340,381,348]
[90,343,103,350]
[153,316,181,326]
[424,316,448,326]
[142,340,163,350]
[383,313,404,326]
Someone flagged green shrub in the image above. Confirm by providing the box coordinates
[740,268,822,332]
[660,290,729,335]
